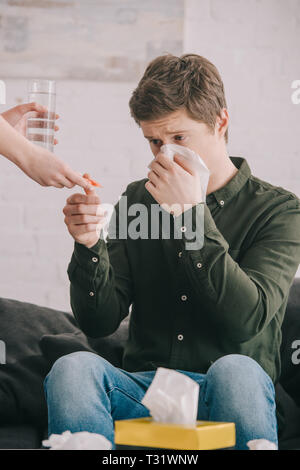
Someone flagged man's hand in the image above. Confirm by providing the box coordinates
[145,152,203,216]
[63,190,107,248]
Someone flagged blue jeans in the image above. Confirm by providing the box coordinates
[43,352,278,450]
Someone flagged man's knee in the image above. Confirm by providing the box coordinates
[207,354,273,390]
[44,351,112,391]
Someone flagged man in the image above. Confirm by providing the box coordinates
[44,54,300,450]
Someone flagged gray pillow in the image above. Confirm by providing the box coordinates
[0,297,80,426]
[0,296,129,427]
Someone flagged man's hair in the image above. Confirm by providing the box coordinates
[129,53,228,143]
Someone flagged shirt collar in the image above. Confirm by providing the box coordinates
[206,156,251,208]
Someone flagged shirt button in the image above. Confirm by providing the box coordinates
[219,200,225,206]
[181,295,187,301]
[196,262,202,268]
[180,226,187,232]
[178,251,182,258]
[177,334,184,341]
[92,257,98,263]
[89,291,95,297]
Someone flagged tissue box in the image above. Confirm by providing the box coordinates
[115,417,236,450]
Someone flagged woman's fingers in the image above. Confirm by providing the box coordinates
[63,168,93,191]
[51,181,64,188]
[64,178,75,188]
[58,176,75,188]
[19,102,48,115]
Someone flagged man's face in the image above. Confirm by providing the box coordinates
[140,108,227,170]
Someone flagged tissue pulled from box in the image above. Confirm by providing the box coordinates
[141,367,200,427]
[147,143,210,202]
[42,430,112,450]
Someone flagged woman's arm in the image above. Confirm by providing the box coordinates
[0,103,92,190]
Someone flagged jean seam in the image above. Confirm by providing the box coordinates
[200,377,210,412]
[265,378,278,441]
[107,386,147,408]
[43,374,50,397]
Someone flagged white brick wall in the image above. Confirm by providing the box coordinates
[0,80,150,311]
[184,0,300,278]
[0,0,299,311]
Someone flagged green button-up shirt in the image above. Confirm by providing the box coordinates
[67,156,300,385]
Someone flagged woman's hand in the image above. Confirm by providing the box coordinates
[0,105,92,190]
[20,145,94,189]
[1,102,59,143]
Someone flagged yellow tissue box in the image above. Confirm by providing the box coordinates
[115,417,236,450]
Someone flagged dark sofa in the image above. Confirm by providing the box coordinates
[0,278,300,450]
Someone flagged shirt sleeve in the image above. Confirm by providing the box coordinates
[169,197,300,343]
[67,190,133,338]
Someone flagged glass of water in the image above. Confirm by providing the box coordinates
[26,79,56,152]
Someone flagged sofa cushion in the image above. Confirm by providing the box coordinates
[0,425,42,449]
[0,295,130,428]
[40,318,129,369]
[0,297,81,426]
[276,383,300,449]
[279,278,300,406]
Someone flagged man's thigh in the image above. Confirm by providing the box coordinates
[109,365,208,422]
[109,368,157,422]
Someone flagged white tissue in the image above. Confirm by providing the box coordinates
[42,430,112,450]
[141,367,199,427]
[247,439,278,450]
[147,143,210,202]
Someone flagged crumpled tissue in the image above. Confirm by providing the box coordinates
[147,143,210,202]
[247,439,278,450]
[42,430,112,450]
[141,367,200,427]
